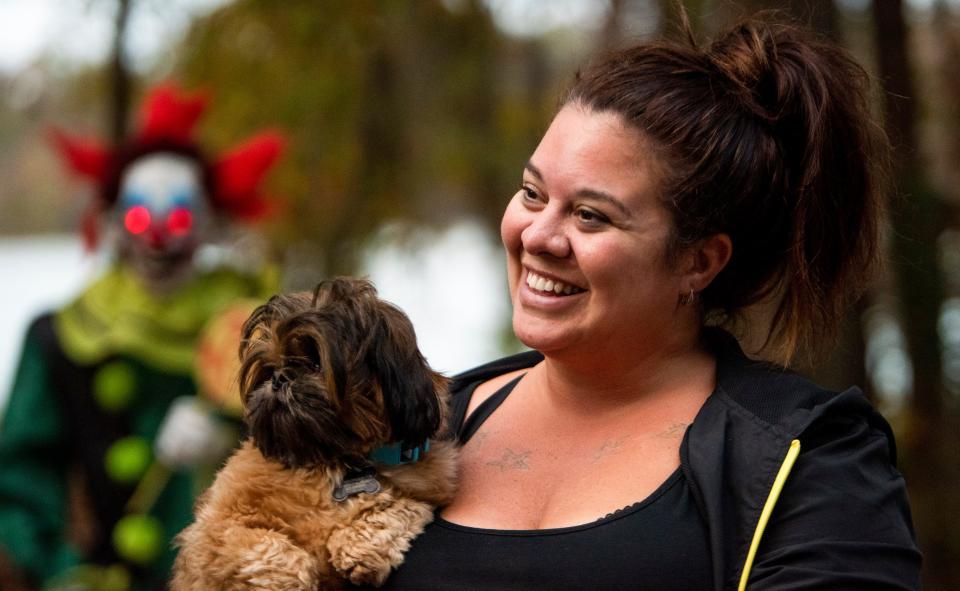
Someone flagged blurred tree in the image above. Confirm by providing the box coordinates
[172,0,550,284]
[109,0,133,143]
[777,0,839,38]
[601,0,637,48]
[872,0,960,587]
[932,1,960,203]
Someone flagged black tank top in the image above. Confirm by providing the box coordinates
[379,373,713,591]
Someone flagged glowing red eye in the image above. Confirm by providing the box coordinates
[166,208,193,236]
[124,206,151,235]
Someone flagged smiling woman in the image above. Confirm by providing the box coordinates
[375,9,921,591]
[501,106,723,368]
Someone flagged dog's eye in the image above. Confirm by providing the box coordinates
[290,337,323,370]
[305,348,321,369]
[286,352,320,373]
[304,358,322,373]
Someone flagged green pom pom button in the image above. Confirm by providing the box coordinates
[113,514,164,565]
[104,436,151,484]
[93,361,137,412]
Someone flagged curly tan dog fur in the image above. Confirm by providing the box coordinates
[171,278,458,590]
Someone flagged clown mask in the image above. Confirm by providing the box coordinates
[115,153,211,291]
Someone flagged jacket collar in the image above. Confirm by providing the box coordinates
[684,328,890,590]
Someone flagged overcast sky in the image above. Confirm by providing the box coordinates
[1,0,954,75]
[0,0,232,73]
[0,0,615,74]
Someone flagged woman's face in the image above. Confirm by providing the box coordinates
[501,104,689,359]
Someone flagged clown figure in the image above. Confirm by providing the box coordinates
[0,84,283,591]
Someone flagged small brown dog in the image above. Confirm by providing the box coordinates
[172,278,457,590]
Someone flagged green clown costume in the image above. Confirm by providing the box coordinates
[0,266,275,590]
[0,84,284,590]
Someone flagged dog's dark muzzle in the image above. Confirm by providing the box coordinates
[271,369,294,390]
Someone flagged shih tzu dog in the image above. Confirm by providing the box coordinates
[172,277,457,590]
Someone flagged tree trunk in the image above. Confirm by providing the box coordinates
[602,0,628,48]
[109,0,133,144]
[785,0,839,39]
[933,1,960,204]
[872,1,959,588]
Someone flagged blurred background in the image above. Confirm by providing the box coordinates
[0,0,957,587]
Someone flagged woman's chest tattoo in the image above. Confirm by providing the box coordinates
[484,448,533,472]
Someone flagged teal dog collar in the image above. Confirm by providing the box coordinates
[369,440,430,466]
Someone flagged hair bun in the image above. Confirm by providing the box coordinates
[565,16,884,359]
[706,21,813,123]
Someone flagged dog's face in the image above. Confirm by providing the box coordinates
[238,278,446,469]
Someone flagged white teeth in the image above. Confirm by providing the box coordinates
[525,271,582,296]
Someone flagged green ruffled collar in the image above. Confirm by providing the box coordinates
[55,264,276,373]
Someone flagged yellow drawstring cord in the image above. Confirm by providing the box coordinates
[737,439,801,591]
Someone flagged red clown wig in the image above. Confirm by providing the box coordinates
[51,83,284,249]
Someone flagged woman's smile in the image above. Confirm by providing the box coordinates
[517,267,589,315]
[523,268,586,297]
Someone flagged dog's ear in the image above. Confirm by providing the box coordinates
[367,308,442,445]
[238,298,277,400]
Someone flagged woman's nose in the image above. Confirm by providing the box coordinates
[521,212,570,258]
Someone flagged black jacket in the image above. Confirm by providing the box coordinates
[448,330,922,590]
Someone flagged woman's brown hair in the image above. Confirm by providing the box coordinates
[565,14,888,361]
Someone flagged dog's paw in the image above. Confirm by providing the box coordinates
[327,498,435,587]
[344,561,392,587]
[236,532,321,590]
[327,534,394,587]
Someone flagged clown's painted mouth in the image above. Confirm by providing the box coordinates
[525,270,585,296]
[146,249,193,266]
[125,242,195,268]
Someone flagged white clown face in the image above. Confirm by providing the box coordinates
[115,153,211,287]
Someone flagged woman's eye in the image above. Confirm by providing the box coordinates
[519,184,540,201]
[576,208,609,226]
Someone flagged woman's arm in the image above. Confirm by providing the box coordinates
[746,412,922,590]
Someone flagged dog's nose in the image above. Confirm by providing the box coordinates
[271,371,288,390]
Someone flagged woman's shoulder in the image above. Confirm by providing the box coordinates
[444,351,543,440]
[704,328,897,461]
[449,350,543,393]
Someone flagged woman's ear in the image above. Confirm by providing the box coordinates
[682,233,732,292]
